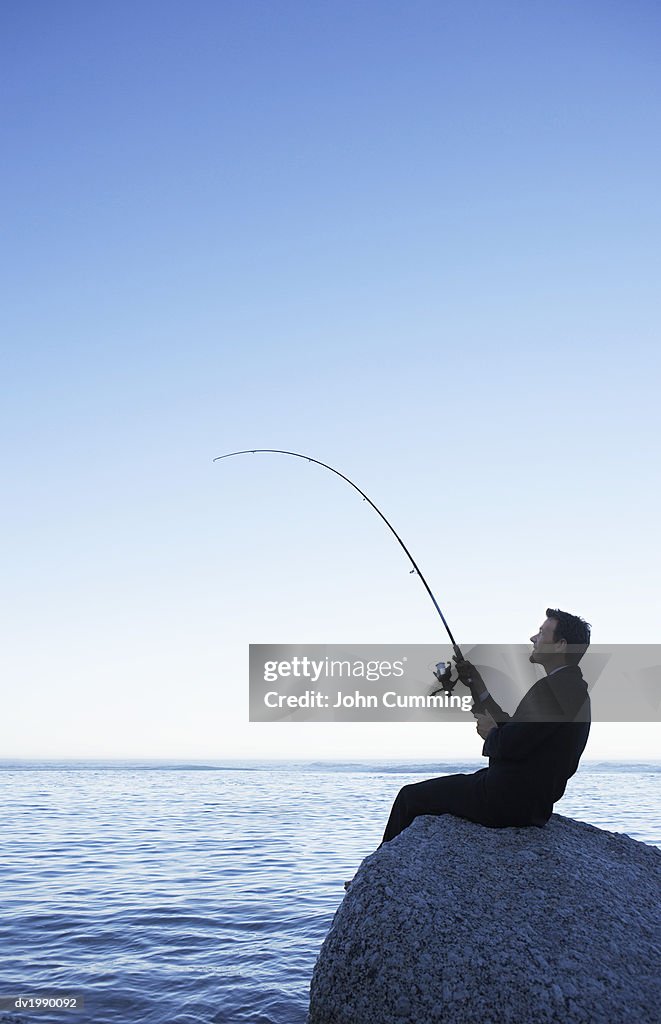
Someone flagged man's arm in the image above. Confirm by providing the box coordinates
[481,675,588,759]
[481,720,563,760]
[454,658,512,723]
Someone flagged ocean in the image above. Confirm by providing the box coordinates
[0,760,658,1024]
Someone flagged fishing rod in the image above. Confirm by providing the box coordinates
[214,448,481,704]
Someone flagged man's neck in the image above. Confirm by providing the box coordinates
[545,662,571,676]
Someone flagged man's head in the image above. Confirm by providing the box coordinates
[529,608,591,672]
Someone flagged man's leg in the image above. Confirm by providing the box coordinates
[381,772,491,844]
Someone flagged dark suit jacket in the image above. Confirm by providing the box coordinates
[476,665,591,827]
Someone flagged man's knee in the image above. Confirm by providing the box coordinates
[394,783,414,809]
[396,782,429,816]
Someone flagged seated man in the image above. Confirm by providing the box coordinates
[381,608,591,843]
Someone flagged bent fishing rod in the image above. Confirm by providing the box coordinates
[214,448,482,703]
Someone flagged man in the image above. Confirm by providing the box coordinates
[380,608,591,844]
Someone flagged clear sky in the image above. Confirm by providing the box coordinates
[2,1,659,759]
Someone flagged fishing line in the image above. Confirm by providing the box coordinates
[213,448,464,660]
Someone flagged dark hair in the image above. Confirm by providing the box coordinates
[546,607,591,664]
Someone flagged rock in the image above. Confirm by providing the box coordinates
[308,814,660,1024]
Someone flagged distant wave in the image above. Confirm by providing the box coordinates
[0,759,659,773]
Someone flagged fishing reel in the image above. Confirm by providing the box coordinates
[430,661,459,697]
[431,658,492,721]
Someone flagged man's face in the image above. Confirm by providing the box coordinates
[529,617,563,663]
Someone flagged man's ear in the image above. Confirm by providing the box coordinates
[556,638,567,652]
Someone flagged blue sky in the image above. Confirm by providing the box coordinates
[2,1,659,758]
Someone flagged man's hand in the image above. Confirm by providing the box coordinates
[453,657,485,692]
[475,711,497,740]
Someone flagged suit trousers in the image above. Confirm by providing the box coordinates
[381,770,497,844]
